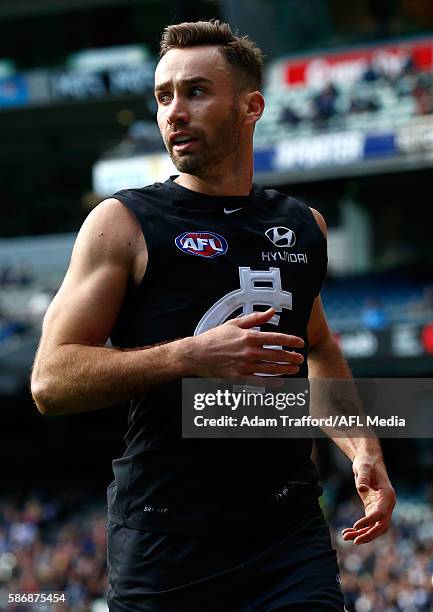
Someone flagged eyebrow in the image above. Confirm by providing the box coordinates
[154,76,214,93]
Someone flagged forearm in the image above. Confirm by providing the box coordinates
[308,333,351,379]
[31,337,194,416]
[308,334,384,463]
[332,432,384,465]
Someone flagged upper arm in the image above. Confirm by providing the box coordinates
[307,295,331,347]
[307,206,331,347]
[309,207,327,239]
[36,198,144,352]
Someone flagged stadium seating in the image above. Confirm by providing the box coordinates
[322,275,433,331]
[255,66,433,150]
[1,490,432,611]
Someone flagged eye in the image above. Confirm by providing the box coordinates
[157,93,172,104]
[190,87,205,97]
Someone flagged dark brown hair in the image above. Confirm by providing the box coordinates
[159,19,263,92]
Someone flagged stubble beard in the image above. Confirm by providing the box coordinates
[167,105,241,175]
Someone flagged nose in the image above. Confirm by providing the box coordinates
[166,94,190,126]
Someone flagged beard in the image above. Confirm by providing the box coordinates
[165,105,241,175]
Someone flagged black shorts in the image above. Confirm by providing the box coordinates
[107,502,345,611]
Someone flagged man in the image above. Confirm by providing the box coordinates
[31,20,395,611]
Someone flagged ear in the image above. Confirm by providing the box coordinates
[242,91,265,126]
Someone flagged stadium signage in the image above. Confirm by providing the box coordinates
[336,322,433,360]
[50,64,154,101]
[51,71,105,99]
[396,119,433,154]
[92,154,177,197]
[277,38,433,89]
[337,330,379,358]
[274,132,364,170]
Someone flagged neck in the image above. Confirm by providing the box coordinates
[174,146,254,196]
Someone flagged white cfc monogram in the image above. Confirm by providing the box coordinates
[194,267,292,336]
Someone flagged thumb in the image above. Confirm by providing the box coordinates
[356,465,371,493]
[229,308,275,329]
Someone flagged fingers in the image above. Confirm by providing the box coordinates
[341,525,372,541]
[355,522,388,544]
[342,521,387,545]
[341,527,361,536]
[351,509,385,530]
[226,309,305,349]
[255,348,304,365]
[253,332,305,349]
[250,362,300,376]
[231,308,276,329]
[341,506,392,545]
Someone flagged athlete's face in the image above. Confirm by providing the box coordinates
[155,46,243,175]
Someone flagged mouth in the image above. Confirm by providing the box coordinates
[169,132,199,153]
[172,139,198,153]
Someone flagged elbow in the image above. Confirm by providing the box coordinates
[30,374,59,416]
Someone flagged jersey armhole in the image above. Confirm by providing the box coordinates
[112,190,153,293]
[302,203,327,242]
[295,199,328,297]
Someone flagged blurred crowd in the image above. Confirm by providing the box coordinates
[277,53,433,132]
[1,260,432,345]
[0,494,108,611]
[1,490,432,611]
[333,496,433,611]
[0,263,53,347]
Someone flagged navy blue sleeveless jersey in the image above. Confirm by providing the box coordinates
[107,177,327,533]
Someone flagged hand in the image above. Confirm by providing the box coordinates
[341,454,396,545]
[186,308,305,378]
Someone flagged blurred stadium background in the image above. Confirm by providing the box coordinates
[1,0,433,610]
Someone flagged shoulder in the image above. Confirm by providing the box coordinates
[308,207,327,238]
[81,197,143,244]
[258,187,327,237]
[73,198,144,271]
[113,182,168,208]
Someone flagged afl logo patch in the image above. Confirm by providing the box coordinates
[175,231,228,258]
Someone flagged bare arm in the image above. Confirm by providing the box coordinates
[307,208,396,544]
[31,199,305,416]
[31,198,189,415]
